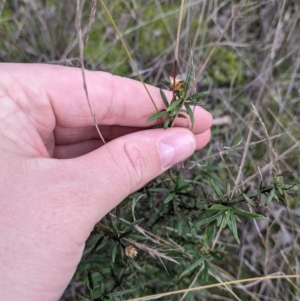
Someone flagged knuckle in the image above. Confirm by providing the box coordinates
[122,140,149,190]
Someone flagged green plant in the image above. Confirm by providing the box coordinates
[2,1,300,300]
[146,66,209,129]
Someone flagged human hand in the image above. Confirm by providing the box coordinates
[0,63,212,300]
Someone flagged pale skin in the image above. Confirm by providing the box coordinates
[0,63,212,300]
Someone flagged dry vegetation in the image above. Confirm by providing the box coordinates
[1,0,300,300]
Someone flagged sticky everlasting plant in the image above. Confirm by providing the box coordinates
[146,62,209,129]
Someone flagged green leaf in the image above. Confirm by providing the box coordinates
[177,220,183,236]
[128,257,142,270]
[223,209,231,228]
[146,190,152,207]
[166,98,183,112]
[184,103,195,125]
[148,187,170,193]
[216,214,224,227]
[87,271,94,290]
[95,237,109,253]
[183,71,193,97]
[206,224,216,245]
[168,108,183,117]
[163,117,172,129]
[146,111,168,123]
[187,91,209,100]
[266,188,276,205]
[116,205,120,225]
[227,182,232,194]
[231,207,268,219]
[273,193,279,202]
[210,204,230,211]
[276,183,283,195]
[111,242,118,263]
[202,260,210,282]
[210,179,226,202]
[273,174,279,185]
[195,211,223,228]
[176,184,191,192]
[122,218,144,234]
[88,291,94,301]
[179,255,209,278]
[243,193,255,206]
[281,184,298,191]
[111,221,119,238]
[161,79,170,87]
[164,192,176,204]
[228,215,240,244]
[160,88,169,108]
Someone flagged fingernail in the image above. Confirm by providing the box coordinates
[158,132,196,169]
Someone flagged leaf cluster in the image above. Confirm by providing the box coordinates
[146,71,209,129]
[71,172,298,300]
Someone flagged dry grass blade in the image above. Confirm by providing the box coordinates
[175,0,185,62]
[84,0,97,47]
[124,238,179,265]
[76,0,105,144]
[125,275,300,301]
[98,0,159,113]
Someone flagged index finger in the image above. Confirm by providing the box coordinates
[11,64,212,133]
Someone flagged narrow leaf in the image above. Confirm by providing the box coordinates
[166,98,183,112]
[228,215,240,244]
[222,209,231,228]
[206,224,216,245]
[160,89,169,108]
[146,190,152,207]
[169,108,183,117]
[111,221,119,238]
[266,188,275,205]
[177,220,183,236]
[116,205,120,225]
[146,111,168,123]
[276,183,283,195]
[164,192,176,204]
[184,103,195,125]
[195,211,223,228]
[183,71,193,97]
[111,242,118,263]
[95,237,109,252]
[161,79,170,87]
[210,204,230,211]
[164,117,172,129]
[231,207,268,219]
[179,255,209,278]
[148,187,170,193]
[187,91,209,100]
[122,218,144,234]
[243,193,255,206]
[210,179,226,202]
[216,214,224,227]
[87,271,94,290]
[128,257,142,270]
[177,184,191,192]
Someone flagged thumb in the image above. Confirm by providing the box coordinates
[67,128,196,223]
